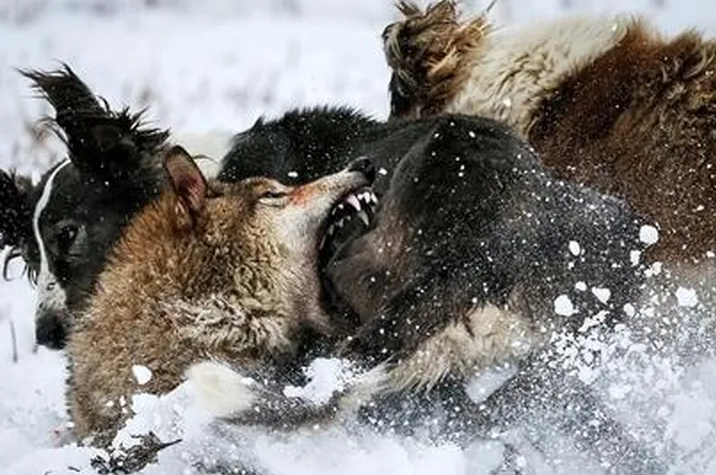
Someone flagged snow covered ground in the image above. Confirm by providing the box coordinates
[1,1,716,474]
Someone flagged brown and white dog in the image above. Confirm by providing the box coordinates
[67,146,375,446]
[384,0,716,266]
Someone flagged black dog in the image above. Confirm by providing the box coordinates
[0,66,173,349]
[197,111,663,474]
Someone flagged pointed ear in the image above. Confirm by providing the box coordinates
[0,168,33,250]
[20,64,105,130]
[22,65,169,185]
[164,146,207,220]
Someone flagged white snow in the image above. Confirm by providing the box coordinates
[554,294,576,316]
[568,240,581,256]
[132,365,153,386]
[283,357,354,404]
[675,286,699,308]
[591,286,611,304]
[2,1,716,474]
[639,224,659,245]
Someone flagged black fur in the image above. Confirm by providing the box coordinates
[219,110,660,472]
[0,170,33,258]
[1,65,170,349]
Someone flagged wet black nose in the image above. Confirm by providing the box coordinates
[35,314,67,350]
[347,157,376,183]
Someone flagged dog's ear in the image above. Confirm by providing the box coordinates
[0,168,33,250]
[164,146,207,222]
[21,65,169,186]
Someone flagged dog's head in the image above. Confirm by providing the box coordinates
[383,0,491,118]
[126,148,377,336]
[1,65,169,349]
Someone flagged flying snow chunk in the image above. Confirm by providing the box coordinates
[287,170,298,178]
[131,365,152,385]
[675,286,698,308]
[575,281,587,292]
[639,225,659,245]
[554,295,576,316]
[378,167,388,176]
[623,303,636,317]
[568,240,581,256]
[591,287,611,304]
[630,250,641,266]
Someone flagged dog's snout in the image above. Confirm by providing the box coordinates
[35,313,67,350]
[347,157,376,183]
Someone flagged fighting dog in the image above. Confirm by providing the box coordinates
[67,145,375,446]
[0,66,228,349]
[1,72,661,470]
[383,0,716,266]
[192,111,662,473]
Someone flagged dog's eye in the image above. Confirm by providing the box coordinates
[260,190,288,200]
[56,224,79,252]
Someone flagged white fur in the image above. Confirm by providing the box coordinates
[33,160,72,322]
[186,361,257,418]
[447,14,634,135]
[184,304,537,424]
[350,303,537,400]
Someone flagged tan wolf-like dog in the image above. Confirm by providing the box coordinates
[67,146,373,445]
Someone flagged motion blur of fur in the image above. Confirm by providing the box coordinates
[67,146,374,445]
[191,110,661,473]
[0,66,228,350]
[384,0,716,266]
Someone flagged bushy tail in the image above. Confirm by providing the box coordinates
[383,0,492,118]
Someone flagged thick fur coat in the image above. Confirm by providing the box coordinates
[384,1,716,265]
[191,110,660,472]
[67,147,372,445]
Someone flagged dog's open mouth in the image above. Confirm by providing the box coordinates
[318,187,378,271]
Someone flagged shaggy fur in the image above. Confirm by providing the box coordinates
[0,66,229,350]
[192,110,661,472]
[67,146,372,445]
[385,1,716,264]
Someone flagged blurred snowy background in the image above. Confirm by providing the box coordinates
[1,0,716,474]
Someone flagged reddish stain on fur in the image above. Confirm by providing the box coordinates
[66,151,347,445]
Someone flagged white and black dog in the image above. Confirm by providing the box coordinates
[0,66,227,349]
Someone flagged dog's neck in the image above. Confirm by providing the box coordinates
[447,14,635,135]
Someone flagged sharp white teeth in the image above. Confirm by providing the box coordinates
[358,210,370,226]
[369,193,378,204]
[320,235,326,249]
[337,218,345,228]
[327,224,335,236]
[338,203,345,212]
[346,194,361,212]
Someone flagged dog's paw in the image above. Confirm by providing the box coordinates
[185,361,258,418]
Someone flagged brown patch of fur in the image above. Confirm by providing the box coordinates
[384,0,489,117]
[384,8,716,264]
[67,174,340,445]
[529,23,716,263]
